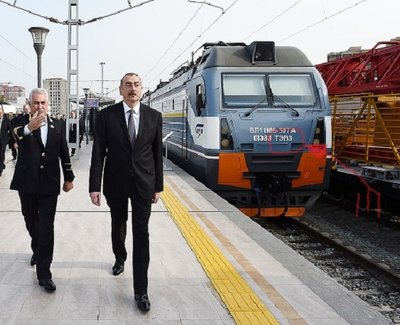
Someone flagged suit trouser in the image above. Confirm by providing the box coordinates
[18,191,58,280]
[106,185,152,295]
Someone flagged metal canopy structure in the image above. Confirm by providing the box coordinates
[316,41,400,95]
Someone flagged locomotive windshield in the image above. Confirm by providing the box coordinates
[222,73,316,108]
[222,74,267,108]
[269,74,316,106]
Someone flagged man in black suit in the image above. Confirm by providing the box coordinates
[0,105,12,176]
[10,88,74,292]
[89,72,163,312]
[68,110,78,156]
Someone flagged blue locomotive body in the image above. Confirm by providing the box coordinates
[144,41,332,217]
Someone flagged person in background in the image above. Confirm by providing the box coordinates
[69,111,78,156]
[10,88,74,292]
[10,104,31,161]
[0,105,12,176]
[8,113,17,160]
[79,113,85,148]
[9,139,17,160]
[22,103,31,117]
[89,72,163,312]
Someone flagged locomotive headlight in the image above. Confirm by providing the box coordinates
[313,118,325,145]
[220,118,234,150]
[221,138,231,148]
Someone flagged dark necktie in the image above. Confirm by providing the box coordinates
[128,109,136,147]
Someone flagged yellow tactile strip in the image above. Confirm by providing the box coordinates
[162,185,279,325]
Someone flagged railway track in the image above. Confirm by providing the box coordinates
[255,209,400,324]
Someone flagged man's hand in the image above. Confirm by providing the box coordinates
[152,192,161,204]
[90,192,101,206]
[63,181,74,192]
[27,111,46,132]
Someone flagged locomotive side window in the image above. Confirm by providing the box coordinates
[269,74,316,106]
[222,74,267,108]
[196,84,205,115]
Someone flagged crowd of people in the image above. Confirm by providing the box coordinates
[0,72,163,313]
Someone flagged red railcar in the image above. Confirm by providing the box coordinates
[317,41,400,217]
[316,41,400,95]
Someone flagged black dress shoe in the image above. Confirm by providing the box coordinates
[30,254,37,266]
[112,262,124,276]
[135,294,151,312]
[38,279,56,291]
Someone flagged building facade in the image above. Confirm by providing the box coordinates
[43,78,68,116]
[0,83,25,103]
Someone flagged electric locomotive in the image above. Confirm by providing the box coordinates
[144,41,332,217]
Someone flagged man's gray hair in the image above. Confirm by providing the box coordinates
[29,88,48,102]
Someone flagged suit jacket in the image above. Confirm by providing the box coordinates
[0,117,11,149]
[10,115,75,195]
[89,101,163,200]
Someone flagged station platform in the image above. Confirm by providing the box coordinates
[0,142,392,324]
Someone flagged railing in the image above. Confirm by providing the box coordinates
[331,93,400,167]
[162,131,174,171]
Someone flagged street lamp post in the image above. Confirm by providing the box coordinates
[83,88,90,144]
[99,62,105,96]
[28,27,50,88]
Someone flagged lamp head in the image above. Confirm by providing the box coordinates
[28,27,50,46]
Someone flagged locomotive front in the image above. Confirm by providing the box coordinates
[203,42,332,217]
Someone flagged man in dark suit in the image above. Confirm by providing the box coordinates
[89,72,163,312]
[9,104,32,162]
[10,88,74,292]
[0,105,12,176]
[68,110,78,156]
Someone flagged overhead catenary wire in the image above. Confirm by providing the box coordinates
[83,0,155,24]
[148,0,239,87]
[0,0,63,24]
[0,58,35,78]
[0,0,156,25]
[243,0,303,41]
[278,0,369,43]
[0,33,36,64]
[143,0,208,79]
[187,0,224,13]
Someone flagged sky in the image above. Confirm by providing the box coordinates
[0,0,399,103]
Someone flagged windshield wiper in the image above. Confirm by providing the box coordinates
[270,90,299,117]
[244,89,300,117]
[243,95,268,117]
